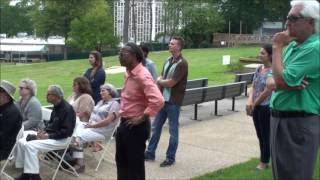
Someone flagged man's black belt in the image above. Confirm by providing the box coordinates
[121,117,130,122]
[271,109,315,118]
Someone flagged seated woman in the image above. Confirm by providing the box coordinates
[16,79,42,130]
[68,77,95,122]
[71,83,120,173]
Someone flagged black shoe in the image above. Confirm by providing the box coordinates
[160,159,175,167]
[29,174,42,180]
[144,152,155,161]
[15,173,29,180]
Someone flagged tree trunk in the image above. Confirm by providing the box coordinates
[63,45,67,60]
[123,0,130,44]
[63,34,68,60]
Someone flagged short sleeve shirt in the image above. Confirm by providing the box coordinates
[89,99,120,137]
[270,32,320,115]
[161,56,188,105]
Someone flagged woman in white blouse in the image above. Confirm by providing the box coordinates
[68,77,95,122]
[71,83,120,173]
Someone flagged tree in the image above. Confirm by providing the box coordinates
[216,0,320,33]
[180,1,225,47]
[68,0,118,51]
[265,0,291,29]
[162,0,184,39]
[160,0,224,47]
[0,0,34,36]
[217,0,265,34]
[28,0,92,59]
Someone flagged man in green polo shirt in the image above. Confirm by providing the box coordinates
[269,0,319,180]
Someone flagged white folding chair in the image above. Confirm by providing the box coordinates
[39,136,79,180]
[39,107,79,180]
[0,126,24,180]
[94,119,120,171]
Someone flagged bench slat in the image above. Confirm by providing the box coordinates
[203,86,224,102]
[186,78,208,89]
[182,88,204,106]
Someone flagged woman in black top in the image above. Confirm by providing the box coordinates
[84,51,106,104]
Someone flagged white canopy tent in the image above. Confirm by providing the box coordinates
[0,44,48,52]
[0,44,48,63]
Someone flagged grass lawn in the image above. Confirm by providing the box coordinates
[0,46,260,105]
[193,153,320,180]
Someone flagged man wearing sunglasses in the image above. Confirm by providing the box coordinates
[270,0,319,180]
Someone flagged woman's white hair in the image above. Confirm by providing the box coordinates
[291,0,320,32]
[20,79,37,96]
[100,83,118,98]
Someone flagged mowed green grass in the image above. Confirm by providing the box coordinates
[0,46,260,105]
[193,153,320,180]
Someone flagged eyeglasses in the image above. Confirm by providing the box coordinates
[19,86,29,90]
[286,15,305,22]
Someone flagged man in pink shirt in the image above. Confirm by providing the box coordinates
[116,42,164,180]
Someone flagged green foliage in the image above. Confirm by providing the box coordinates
[161,0,224,48]
[180,2,225,47]
[193,152,320,180]
[218,0,266,34]
[264,0,291,23]
[68,0,119,50]
[140,42,168,51]
[28,0,90,39]
[27,0,117,58]
[193,158,272,180]
[216,0,307,33]
[226,60,245,73]
[0,0,33,36]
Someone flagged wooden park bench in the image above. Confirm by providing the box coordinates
[202,85,224,116]
[181,81,246,120]
[234,72,254,96]
[223,81,246,111]
[186,78,208,89]
[181,87,205,120]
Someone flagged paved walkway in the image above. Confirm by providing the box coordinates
[1,96,260,180]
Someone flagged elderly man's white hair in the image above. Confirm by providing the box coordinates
[291,0,320,32]
[20,79,37,96]
[48,85,64,98]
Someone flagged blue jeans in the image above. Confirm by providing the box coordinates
[146,103,181,161]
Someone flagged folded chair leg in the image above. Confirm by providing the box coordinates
[95,120,119,171]
[1,144,17,180]
[95,143,115,171]
[50,150,79,180]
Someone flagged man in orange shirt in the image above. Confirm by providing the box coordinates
[116,42,164,180]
